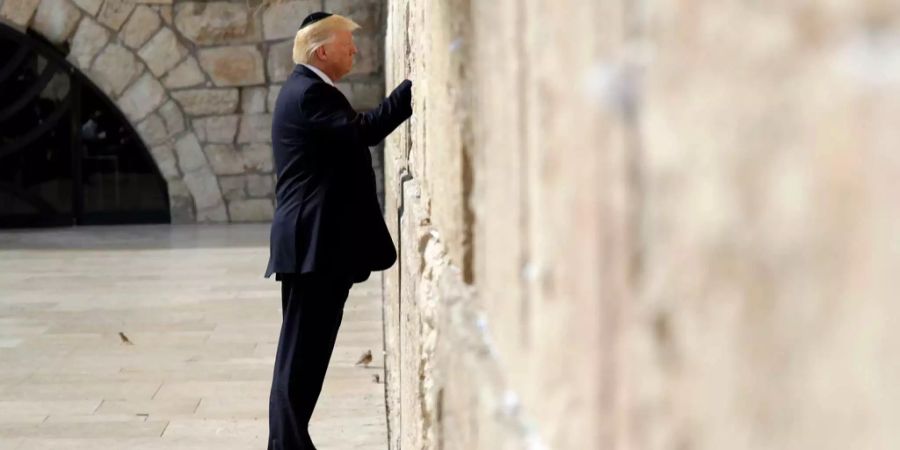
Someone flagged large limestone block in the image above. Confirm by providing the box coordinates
[192,115,239,143]
[214,173,274,200]
[97,0,134,30]
[117,73,166,122]
[166,178,195,223]
[174,133,207,174]
[262,0,316,41]
[203,144,244,175]
[174,1,260,45]
[198,45,265,87]
[227,198,273,222]
[246,174,274,197]
[68,17,109,68]
[139,27,189,77]
[162,56,206,89]
[136,113,168,146]
[159,4,172,24]
[182,168,227,222]
[121,5,161,49]
[241,87,267,114]
[266,39,294,83]
[71,0,101,16]
[32,0,81,43]
[267,84,282,112]
[0,0,40,27]
[218,175,246,201]
[237,114,272,144]
[171,88,239,116]
[324,0,380,30]
[158,100,186,136]
[149,144,179,180]
[239,143,273,173]
[90,43,142,97]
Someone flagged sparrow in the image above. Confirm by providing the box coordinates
[118,332,133,345]
[355,350,373,367]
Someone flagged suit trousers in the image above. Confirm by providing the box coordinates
[268,272,353,450]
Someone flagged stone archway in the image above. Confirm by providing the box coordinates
[1,0,279,223]
[0,0,386,223]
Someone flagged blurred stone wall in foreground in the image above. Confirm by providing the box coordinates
[383,1,900,449]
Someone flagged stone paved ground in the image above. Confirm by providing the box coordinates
[0,225,387,450]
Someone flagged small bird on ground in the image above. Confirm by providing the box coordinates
[372,374,381,384]
[118,332,133,345]
[355,350,373,367]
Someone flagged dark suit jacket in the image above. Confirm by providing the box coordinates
[265,65,412,281]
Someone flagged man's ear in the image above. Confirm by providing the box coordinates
[315,45,327,61]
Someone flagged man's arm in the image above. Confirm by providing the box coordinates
[301,80,413,146]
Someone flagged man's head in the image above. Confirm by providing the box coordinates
[293,13,360,82]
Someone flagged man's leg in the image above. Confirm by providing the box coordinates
[268,272,352,450]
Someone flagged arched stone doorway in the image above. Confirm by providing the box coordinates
[0,22,171,227]
[0,0,386,225]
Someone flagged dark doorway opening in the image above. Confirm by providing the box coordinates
[0,23,170,228]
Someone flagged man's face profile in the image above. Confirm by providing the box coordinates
[320,30,357,81]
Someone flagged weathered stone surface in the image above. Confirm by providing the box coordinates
[68,17,109,68]
[149,144,179,180]
[218,175,246,201]
[173,133,207,174]
[266,39,294,83]
[324,0,380,30]
[239,143,273,173]
[336,81,383,110]
[262,0,316,41]
[241,87,267,114]
[227,198,273,222]
[118,72,166,122]
[158,4,171,25]
[32,0,81,44]
[182,168,226,221]
[97,0,134,31]
[267,84,282,112]
[158,100,186,136]
[136,113,167,146]
[139,27,189,77]
[381,2,900,450]
[192,115,239,143]
[121,5,161,50]
[237,114,272,144]
[166,178,195,223]
[174,1,259,45]
[171,88,239,116]
[162,56,206,89]
[71,0,102,16]
[198,45,265,87]
[203,144,244,175]
[90,43,142,97]
[0,0,41,27]
[246,174,274,197]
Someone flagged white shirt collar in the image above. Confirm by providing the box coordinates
[301,64,334,87]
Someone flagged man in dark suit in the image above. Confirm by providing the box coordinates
[264,11,412,450]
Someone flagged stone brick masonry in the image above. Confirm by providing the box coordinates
[384,1,900,449]
[0,0,386,223]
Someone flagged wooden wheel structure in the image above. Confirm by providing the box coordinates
[0,23,170,228]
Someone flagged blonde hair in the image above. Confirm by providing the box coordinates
[292,15,360,64]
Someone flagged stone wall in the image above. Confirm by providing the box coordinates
[0,0,385,223]
[384,1,900,449]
